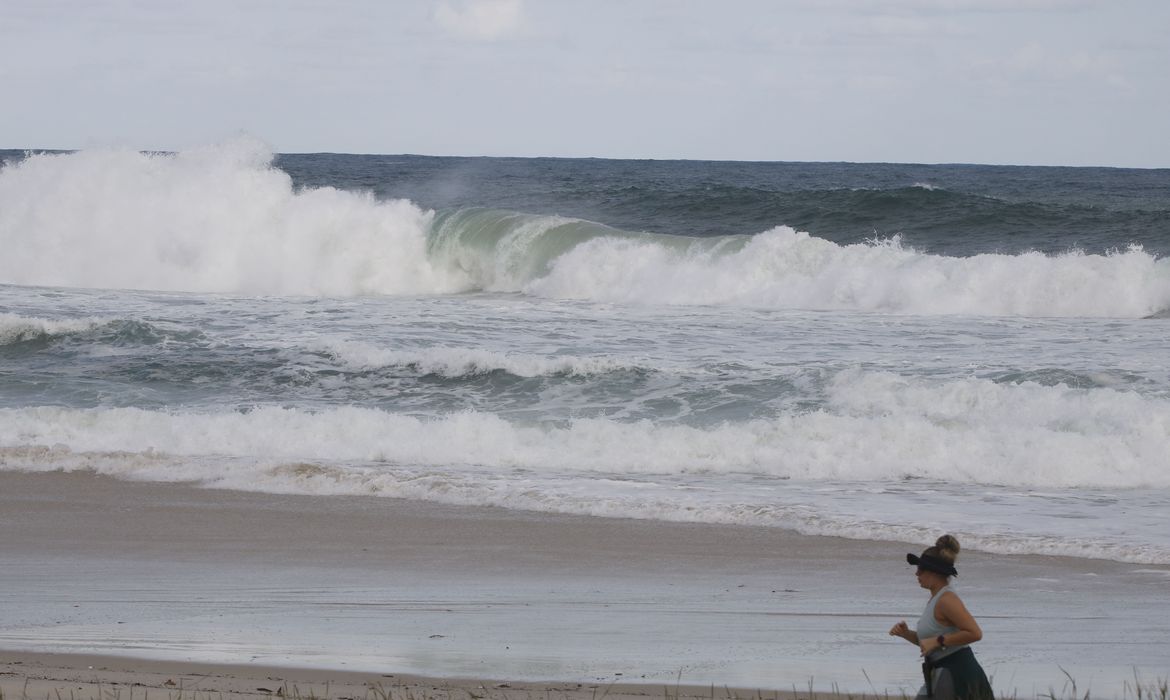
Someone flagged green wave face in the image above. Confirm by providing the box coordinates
[426,208,747,291]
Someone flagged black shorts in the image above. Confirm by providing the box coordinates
[916,647,993,700]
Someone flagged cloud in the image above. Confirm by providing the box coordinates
[434,0,524,41]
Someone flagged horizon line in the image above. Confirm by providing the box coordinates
[1,145,1167,171]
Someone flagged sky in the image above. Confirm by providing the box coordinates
[1,0,1168,167]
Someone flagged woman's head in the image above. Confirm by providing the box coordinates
[907,534,960,584]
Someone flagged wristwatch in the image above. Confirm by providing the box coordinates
[936,634,947,649]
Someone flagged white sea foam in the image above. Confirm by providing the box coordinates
[0,139,468,296]
[2,371,1167,488]
[3,444,1168,565]
[313,339,653,377]
[0,313,109,345]
[524,229,1170,317]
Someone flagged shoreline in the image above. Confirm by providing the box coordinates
[0,651,821,700]
[2,471,1168,697]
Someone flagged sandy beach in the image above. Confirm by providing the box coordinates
[2,471,1168,698]
[0,651,812,700]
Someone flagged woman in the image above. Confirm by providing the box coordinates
[889,535,993,700]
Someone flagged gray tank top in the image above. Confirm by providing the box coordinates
[917,584,967,661]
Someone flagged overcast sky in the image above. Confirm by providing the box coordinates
[2,0,1167,167]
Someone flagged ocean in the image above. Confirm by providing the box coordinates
[2,137,1169,567]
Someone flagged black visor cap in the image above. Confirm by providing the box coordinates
[907,553,958,577]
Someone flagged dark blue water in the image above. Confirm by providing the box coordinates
[273,153,1170,256]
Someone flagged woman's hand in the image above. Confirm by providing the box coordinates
[889,620,911,640]
[919,636,941,657]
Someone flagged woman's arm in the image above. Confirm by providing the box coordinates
[919,592,983,656]
[889,620,920,645]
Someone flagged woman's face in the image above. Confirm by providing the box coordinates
[916,566,942,589]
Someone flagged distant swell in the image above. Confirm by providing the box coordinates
[2,141,1169,318]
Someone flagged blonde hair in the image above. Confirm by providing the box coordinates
[922,534,961,566]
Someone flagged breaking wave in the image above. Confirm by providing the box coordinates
[3,369,1170,563]
[0,313,109,345]
[2,140,1168,317]
[3,370,1167,488]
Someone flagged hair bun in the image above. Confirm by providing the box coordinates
[935,534,961,563]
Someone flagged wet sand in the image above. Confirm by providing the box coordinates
[1,471,1167,697]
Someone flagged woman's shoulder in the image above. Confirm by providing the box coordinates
[936,588,968,611]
